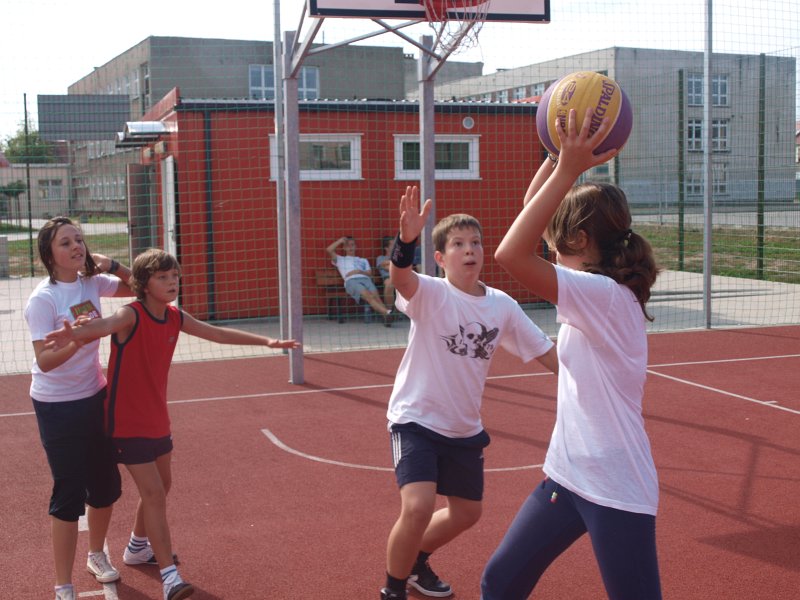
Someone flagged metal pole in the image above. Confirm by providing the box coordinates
[702,0,713,329]
[273,0,289,343]
[24,93,34,276]
[418,35,436,276]
[677,70,685,271]
[283,30,304,384]
[756,53,766,279]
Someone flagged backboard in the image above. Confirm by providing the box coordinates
[307,0,550,23]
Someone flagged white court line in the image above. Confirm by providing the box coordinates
[649,353,800,368]
[1,353,796,419]
[646,369,800,415]
[261,428,541,473]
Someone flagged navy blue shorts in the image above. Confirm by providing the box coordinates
[481,477,662,600]
[389,421,491,501]
[112,435,173,465]
[33,389,122,522]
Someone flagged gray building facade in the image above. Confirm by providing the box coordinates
[425,47,797,207]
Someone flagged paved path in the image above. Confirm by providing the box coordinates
[2,269,799,376]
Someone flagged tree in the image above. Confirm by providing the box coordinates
[0,180,28,224]
[1,127,55,164]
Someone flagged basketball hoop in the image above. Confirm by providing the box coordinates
[418,0,491,55]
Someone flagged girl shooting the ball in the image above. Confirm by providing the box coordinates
[481,108,662,600]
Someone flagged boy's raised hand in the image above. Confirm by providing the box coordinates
[399,185,432,243]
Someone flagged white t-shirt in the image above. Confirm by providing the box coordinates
[387,274,554,438]
[543,265,659,515]
[24,274,119,403]
[333,255,371,283]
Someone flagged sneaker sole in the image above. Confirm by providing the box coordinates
[123,553,179,566]
[407,579,452,598]
[167,582,195,600]
[88,569,120,584]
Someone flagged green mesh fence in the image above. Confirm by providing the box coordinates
[1,0,798,376]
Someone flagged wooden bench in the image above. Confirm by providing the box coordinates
[315,269,383,323]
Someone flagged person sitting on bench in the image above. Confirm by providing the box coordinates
[326,236,394,327]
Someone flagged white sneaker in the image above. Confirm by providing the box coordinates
[123,544,157,565]
[124,543,179,566]
[87,551,120,583]
[55,585,75,600]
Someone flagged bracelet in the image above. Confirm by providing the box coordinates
[108,259,120,274]
[547,153,559,165]
[390,234,418,269]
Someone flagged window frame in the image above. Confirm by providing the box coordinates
[269,133,363,181]
[250,64,320,100]
[393,134,480,181]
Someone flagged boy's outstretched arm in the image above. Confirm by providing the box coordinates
[41,307,135,369]
[181,312,301,349]
[389,185,432,302]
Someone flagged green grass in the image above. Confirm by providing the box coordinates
[0,223,34,235]
[638,224,800,284]
[5,226,799,285]
[7,233,129,278]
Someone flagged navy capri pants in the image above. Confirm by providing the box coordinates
[33,388,122,521]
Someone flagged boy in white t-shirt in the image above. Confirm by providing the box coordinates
[326,235,394,326]
[380,187,558,600]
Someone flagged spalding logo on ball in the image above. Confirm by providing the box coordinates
[536,71,633,156]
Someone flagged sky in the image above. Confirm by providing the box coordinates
[1,0,798,140]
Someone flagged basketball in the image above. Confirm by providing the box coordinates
[536,71,632,156]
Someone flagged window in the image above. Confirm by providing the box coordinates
[711,119,729,151]
[512,86,527,100]
[687,73,729,106]
[131,70,140,98]
[298,67,319,100]
[250,65,320,100]
[497,90,509,102]
[394,135,480,180]
[687,119,703,151]
[687,118,729,152]
[481,92,492,102]
[531,82,546,97]
[688,74,703,106]
[686,170,703,196]
[38,180,64,202]
[141,63,151,107]
[712,75,728,106]
[685,164,728,196]
[712,162,727,195]
[269,134,362,180]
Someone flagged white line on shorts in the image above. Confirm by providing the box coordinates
[261,428,541,472]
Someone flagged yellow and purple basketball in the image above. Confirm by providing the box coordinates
[536,71,632,156]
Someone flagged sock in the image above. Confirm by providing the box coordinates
[415,550,431,568]
[385,572,407,593]
[55,584,74,596]
[127,533,149,553]
[161,565,182,588]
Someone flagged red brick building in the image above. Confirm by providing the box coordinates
[129,88,545,320]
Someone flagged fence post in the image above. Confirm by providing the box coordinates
[0,236,9,278]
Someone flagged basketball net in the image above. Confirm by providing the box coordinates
[420,0,491,56]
